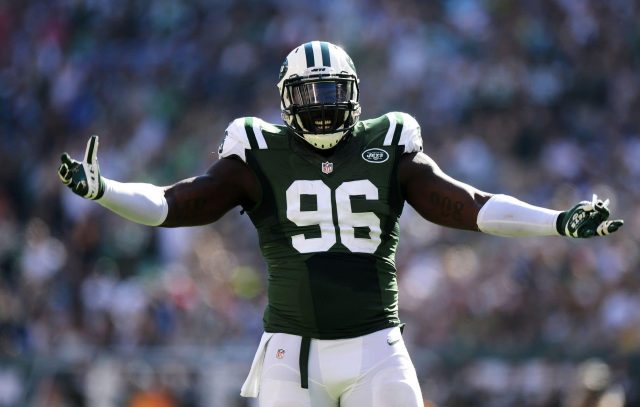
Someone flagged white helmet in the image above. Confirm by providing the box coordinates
[277,41,361,150]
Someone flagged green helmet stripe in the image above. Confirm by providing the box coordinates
[304,42,315,67]
[320,42,331,67]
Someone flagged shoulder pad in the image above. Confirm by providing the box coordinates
[382,112,423,154]
[218,117,269,162]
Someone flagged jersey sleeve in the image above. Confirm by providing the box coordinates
[219,118,250,162]
[218,117,269,162]
[382,112,423,154]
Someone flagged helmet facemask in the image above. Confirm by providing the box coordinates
[281,75,360,142]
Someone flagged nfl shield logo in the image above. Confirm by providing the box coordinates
[276,349,285,359]
[321,161,333,174]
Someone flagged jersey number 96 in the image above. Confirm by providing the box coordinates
[286,180,382,254]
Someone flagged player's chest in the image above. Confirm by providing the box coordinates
[254,145,397,185]
[252,148,400,254]
[252,147,399,219]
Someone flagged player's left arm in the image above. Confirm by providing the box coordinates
[398,151,624,238]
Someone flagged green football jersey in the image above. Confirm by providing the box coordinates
[219,112,423,339]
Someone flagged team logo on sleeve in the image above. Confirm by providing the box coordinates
[362,148,389,163]
[321,161,333,174]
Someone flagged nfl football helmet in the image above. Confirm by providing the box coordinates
[277,41,361,150]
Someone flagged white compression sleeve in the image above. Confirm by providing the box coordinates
[97,178,169,226]
[477,194,561,237]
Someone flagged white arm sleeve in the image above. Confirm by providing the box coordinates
[477,194,561,237]
[97,178,169,226]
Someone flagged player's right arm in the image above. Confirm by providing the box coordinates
[161,157,258,227]
[58,135,259,227]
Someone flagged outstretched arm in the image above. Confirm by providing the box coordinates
[398,151,623,237]
[58,136,259,227]
[162,157,259,227]
[398,151,491,231]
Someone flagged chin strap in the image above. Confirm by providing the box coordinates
[301,131,346,150]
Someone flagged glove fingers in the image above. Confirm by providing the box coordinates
[84,135,99,165]
[58,163,72,184]
[593,200,610,219]
[609,220,624,233]
[596,220,624,236]
[575,211,608,238]
[562,196,622,238]
[73,179,88,195]
[61,153,73,166]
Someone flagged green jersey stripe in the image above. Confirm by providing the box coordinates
[320,42,331,67]
[304,43,315,67]
[391,112,404,146]
[244,117,259,150]
[252,118,269,149]
[383,113,397,145]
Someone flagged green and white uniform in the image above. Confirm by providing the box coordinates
[219,112,422,340]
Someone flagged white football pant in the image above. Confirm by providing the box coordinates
[242,327,423,407]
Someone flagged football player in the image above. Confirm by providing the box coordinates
[58,41,623,407]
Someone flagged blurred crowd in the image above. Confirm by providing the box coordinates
[1,0,639,406]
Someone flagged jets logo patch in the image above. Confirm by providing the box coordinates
[362,148,389,163]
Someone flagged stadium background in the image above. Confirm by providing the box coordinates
[1,0,639,406]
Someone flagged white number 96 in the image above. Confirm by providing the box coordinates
[286,180,382,254]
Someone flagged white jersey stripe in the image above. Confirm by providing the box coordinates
[383,113,397,146]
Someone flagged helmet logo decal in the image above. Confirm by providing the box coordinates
[278,58,288,81]
[321,161,334,174]
[362,148,389,163]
